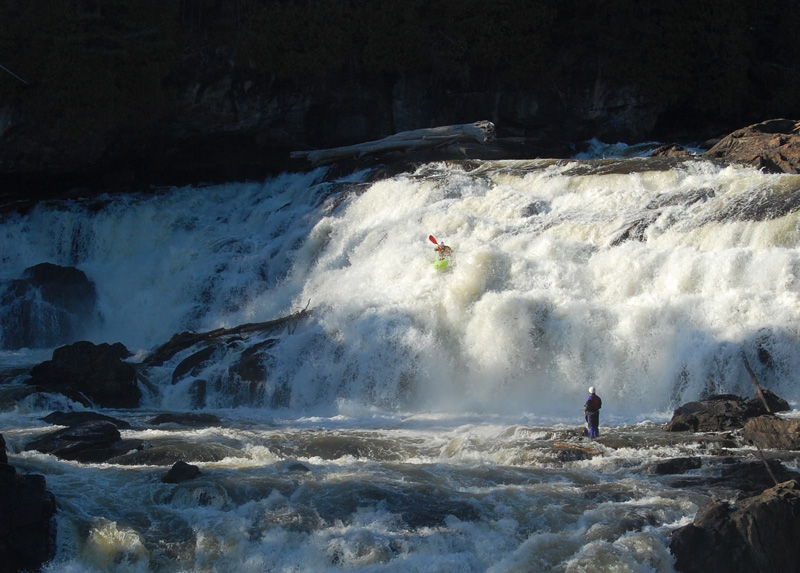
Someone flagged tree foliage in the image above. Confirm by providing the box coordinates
[0,0,798,141]
[0,0,180,140]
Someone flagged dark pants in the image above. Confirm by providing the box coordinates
[585,411,599,438]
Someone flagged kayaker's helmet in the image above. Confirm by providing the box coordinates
[588,386,595,394]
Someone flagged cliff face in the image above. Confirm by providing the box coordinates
[1,1,798,200]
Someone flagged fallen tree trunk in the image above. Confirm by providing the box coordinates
[144,306,311,366]
[290,121,496,166]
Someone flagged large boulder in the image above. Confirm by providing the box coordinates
[0,435,57,572]
[704,119,800,174]
[664,391,789,433]
[670,480,800,573]
[26,341,141,408]
[0,262,99,349]
[664,394,750,432]
[741,417,800,451]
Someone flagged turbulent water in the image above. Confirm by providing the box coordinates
[2,150,800,571]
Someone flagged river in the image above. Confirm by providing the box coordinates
[2,148,800,571]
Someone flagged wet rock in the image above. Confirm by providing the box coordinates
[234,339,279,382]
[314,481,479,529]
[741,417,800,451]
[162,461,201,484]
[150,412,221,427]
[747,388,790,415]
[664,394,750,432]
[26,341,141,408]
[703,460,800,498]
[287,462,311,473]
[664,391,788,433]
[651,143,692,157]
[42,410,132,429]
[670,479,800,573]
[552,441,600,462]
[171,345,217,383]
[651,457,702,475]
[0,262,99,349]
[24,420,144,463]
[188,379,207,409]
[704,119,800,174]
[110,442,243,466]
[0,457,57,573]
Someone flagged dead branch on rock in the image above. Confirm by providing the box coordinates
[741,352,780,486]
[145,305,312,366]
[741,352,770,413]
[290,121,496,166]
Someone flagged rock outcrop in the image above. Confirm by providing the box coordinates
[670,480,800,573]
[0,434,57,572]
[26,341,141,408]
[664,390,789,432]
[704,119,800,174]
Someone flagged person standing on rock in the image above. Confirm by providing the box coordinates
[584,387,602,439]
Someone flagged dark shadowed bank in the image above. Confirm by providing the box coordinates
[1,0,799,203]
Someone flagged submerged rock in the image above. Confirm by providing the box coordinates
[651,457,702,475]
[110,442,243,466]
[670,479,800,573]
[162,461,201,484]
[24,420,144,463]
[42,410,132,429]
[150,412,221,427]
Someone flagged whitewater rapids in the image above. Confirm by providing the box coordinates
[2,153,800,571]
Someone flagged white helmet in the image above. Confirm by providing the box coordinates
[588,387,595,394]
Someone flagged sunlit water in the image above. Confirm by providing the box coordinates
[2,153,800,571]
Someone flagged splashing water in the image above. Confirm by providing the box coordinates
[2,157,800,571]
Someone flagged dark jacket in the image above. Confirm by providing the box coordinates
[584,394,602,413]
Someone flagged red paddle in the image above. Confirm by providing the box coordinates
[429,235,438,245]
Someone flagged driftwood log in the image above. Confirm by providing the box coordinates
[291,121,496,166]
[144,306,311,366]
